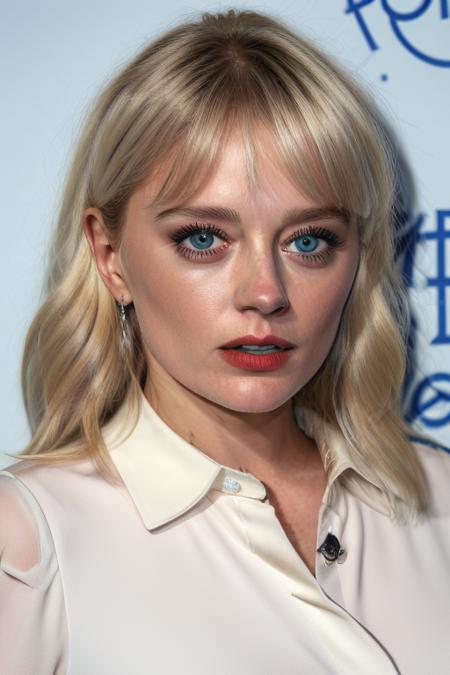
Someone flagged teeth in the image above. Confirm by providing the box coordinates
[235,344,282,351]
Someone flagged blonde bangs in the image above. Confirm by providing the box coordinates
[138,53,392,256]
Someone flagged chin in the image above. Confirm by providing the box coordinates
[204,386,298,415]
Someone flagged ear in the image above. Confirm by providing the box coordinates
[83,208,132,304]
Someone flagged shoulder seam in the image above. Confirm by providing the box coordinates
[0,470,59,589]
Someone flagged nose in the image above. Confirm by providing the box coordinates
[233,249,290,316]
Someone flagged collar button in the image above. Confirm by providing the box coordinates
[223,475,242,493]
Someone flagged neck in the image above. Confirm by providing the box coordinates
[143,375,320,481]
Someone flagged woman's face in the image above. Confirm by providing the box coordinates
[115,131,360,413]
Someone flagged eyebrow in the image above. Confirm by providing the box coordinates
[153,205,351,227]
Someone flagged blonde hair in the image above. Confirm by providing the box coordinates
[8,9,432,522]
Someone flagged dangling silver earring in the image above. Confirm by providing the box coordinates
[118,296,127,340]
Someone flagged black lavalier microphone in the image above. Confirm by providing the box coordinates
[317,533,346,564]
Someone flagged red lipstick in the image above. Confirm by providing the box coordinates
[219,334,295,371]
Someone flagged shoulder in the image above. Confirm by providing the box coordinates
[2,456,118,517]
[1,457,129,538]
[2,455,99,481]
[407,436,450,515]
[1,456,102,501]
[0,457,101,578]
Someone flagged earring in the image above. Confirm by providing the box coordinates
[118,296,127,340]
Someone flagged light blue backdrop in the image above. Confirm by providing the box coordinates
[2,0,449,468]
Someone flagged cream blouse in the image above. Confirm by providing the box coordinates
[1,391,450,674]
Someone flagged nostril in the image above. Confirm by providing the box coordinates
[274,301,289,315]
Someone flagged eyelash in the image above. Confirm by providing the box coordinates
[169,221,345,265]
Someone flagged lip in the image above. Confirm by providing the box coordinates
[220,334,295,349]
[219,348,292,371]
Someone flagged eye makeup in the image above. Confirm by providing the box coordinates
[168,221,346,265]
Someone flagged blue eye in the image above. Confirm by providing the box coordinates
[295,235,318,253]
[169,222,230,259]
[284,225,344,263]
[189,231,215,250]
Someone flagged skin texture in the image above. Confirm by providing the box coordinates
[84,129,360,484]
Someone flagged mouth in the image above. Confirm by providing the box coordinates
[220,334,295,350]
[219,344,293,371]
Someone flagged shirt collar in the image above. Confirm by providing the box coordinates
[102,390,386,530]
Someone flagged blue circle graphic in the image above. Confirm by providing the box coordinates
[410,374,450,427]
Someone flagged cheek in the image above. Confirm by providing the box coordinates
[123,243,224,349]
[295,267,356,344]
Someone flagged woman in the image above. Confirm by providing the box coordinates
[1,9,449,674]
